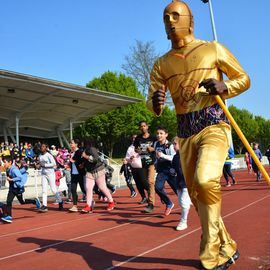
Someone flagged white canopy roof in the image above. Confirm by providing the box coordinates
[0,69,142,139]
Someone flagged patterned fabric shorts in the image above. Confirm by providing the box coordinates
[177,103,230,138]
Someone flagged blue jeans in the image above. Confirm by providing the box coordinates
[155,170,177,207]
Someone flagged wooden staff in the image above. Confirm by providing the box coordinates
[215,95,270,184]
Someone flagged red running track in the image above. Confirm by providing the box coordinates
[0,168,270,270]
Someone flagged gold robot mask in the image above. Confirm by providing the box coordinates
[163,0,194,42]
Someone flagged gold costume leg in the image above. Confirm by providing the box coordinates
[179,124,237,269]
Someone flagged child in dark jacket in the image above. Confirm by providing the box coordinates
[119,158,137,197]
[171,137,192,231]
[1,156,40,223]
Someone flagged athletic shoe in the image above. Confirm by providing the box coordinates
[107,201,116,211]
[58,201,64,211]
[1,215,12,223]
[131,191,137,198]
[199,250,240,270]
[81,205,93,213]
[164,203,174,216]
[225,183,231,187]
[176,221,188,231]
[138,197,148,204]
[66,199,72,204]
[35,198,41,209]
[143,204,154,213]
[39,206,48,213]
[68,205,78,212]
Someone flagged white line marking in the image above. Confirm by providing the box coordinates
[105,193,270,270]
[0,182,267,264]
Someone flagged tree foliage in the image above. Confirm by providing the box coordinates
[74,71,152,157]
[122,40,158,97]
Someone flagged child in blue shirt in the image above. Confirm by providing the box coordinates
[154,126,177,216]
[1,156,40,223]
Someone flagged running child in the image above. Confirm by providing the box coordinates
[1,155,41,223]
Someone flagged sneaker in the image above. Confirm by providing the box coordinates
[131,191,137,198]
[1,215,12,223]
[39,206,48,213]
[225,183,231,187]
[164,203,174,216]
[176,221,188,231]
[79,196,86,203]
[68,205,78,212]
[35,198,41,209]
[81,205,93,213]
[138,197,148,204]
[58,201,64,211]
[143,204,154,213]
[66,199,72,204]
[107,201,116,211]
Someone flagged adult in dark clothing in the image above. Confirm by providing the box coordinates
[120,158,136,197]
[68,139,86,212]
[134,121,156,213]
[265,145,270,165]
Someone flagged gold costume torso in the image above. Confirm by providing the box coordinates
[147,39,250,115]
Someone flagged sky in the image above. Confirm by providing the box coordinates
[1,0,270,119]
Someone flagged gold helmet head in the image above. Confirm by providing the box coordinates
[163,0,194,45]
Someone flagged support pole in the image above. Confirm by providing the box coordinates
[7,127,16,144]
[60,131,70,149]
[70,120,73,141]
[3,125,8,145]
[15,115,20,146]
[57,131,64,148]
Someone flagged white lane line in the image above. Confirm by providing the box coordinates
[105,193,270,270]
[0,183,255,239]
[0,213,172,261]
[0,182,266,262]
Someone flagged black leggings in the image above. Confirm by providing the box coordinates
[71,174,86,205]
[223,163,235,184]
[6,190,35,216]
[131,167,148,199]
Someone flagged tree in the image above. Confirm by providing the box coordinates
[122,40,158,97]
[229,105,259,154]
[74,71,153,157]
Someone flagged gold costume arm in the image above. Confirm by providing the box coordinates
[216,42,250,99]
[147,59,166,116]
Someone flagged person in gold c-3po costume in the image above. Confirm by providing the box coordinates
[147,1,250,269]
